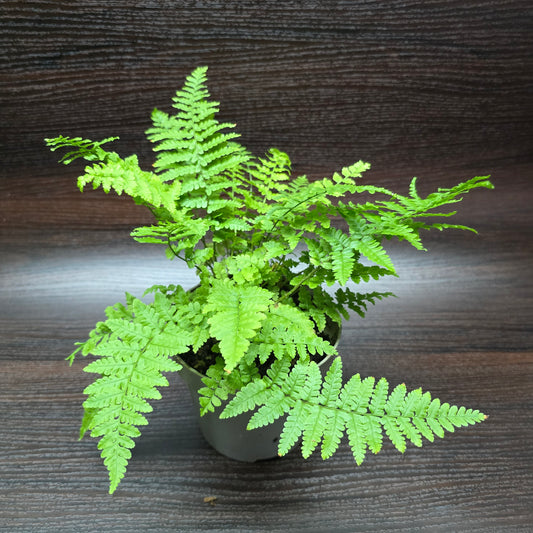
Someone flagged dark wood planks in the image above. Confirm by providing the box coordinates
[2,1,532,227]
[1,226,532,531]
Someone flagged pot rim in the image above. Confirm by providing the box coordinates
[176,321,341,379]
[176,350,335,380]
[179,284,342,379]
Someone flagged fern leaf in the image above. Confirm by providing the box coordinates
[99,431,134,495]
[365,412,385,455]
[278,400,308,456]
[412,416,435,443]
[245,300,337,369]
[146,66,250,193]
[320,357,343,405]
[381,417,406,453]
[385,382,407,417]
[204,282,274,372]
[301,404,328,458]
[409,176,421,200]
[320,409,346,459]
[198,357,239,415]
[246,148,292,201]
[219,379,269,419]
[247,387,290,429]
[221,358,486,465]
[353,236,395,273]
[402,388,423,417]
[369,377,389,416]
[46,135,182,217]
[334,288,395,319]
[45,135,119,164]
[396,417,423,447]
[344,413,367,465]
[219,218,252,232]
[341,160,372,179]
[78,294,188,493]
[325,230,356,285]
[79,407,97,440]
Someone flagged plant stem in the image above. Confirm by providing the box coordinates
[274,267,319,306]
[166,236,186,263]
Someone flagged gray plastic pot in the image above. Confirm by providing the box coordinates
[177,321,341,462]
[177,357,287,462]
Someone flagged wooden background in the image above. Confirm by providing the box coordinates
[1,1,532,531]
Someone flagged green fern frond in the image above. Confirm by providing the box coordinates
[219,218,252,232]
[146,66,250,192]
[131,217,211,264]
[409,175,494,214]
[45,135,120,164]
[341,160,372,180]
[224,253,267,285]
[67,296,140,365]
[245,148,292,202]
[408,176,421,200]
[221,357,486,464]
[79,293,190,493]
[350,263,395,284]
[46,136,182,217]
[256,169,354,237]
[295,285,340,329]
[336,175,493,269]
[334,288,395,318]
[197,357,258,415]
[244,302,336,366]
[353,236,396,273]
[203,281,275,372]
[325,229,356,285]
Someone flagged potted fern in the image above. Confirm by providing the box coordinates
[46,66,492,494]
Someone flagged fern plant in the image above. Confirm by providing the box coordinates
[46,66,492,494]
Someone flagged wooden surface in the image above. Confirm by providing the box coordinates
[2,0,533,228]
[1,1,532,531]
[1,222,532,532]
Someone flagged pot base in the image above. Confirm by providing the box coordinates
[197,409,284,462]
[177,356,283,462]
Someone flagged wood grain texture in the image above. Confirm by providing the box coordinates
[1,0,532,227]
[1,1,532,531]
[1,225,532,532]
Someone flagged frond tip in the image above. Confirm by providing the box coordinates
[222,358,486,464]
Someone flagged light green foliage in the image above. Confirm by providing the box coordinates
[45,136,182,218]
[204,282,274,372]
[222,358,486,462]
[145,66,250,210]
[47,66,491,493]
[77,293,187,493]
